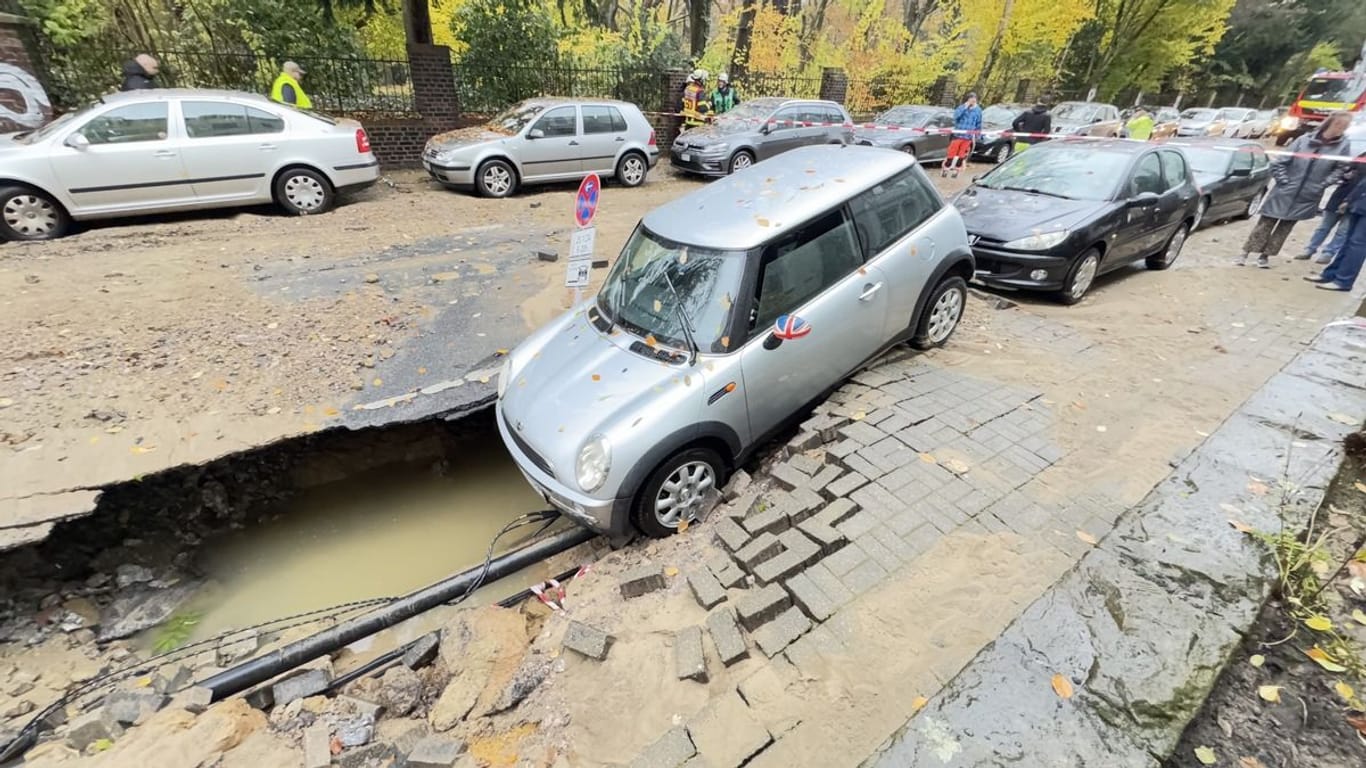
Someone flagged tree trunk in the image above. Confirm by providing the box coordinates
[974,0,1014,95]
[731,0,758,79]
[689,0,708,58]
[799,0,831,66]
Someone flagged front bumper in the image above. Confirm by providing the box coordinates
[423,157,475,187]
[670,147,730,176]
[969,241,1071,291]
[496,404,631,536]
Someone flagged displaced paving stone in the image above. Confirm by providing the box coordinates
[706,554,747,589]
[784,572,837,622]
[769,461,811,490]
[797,516,847,555]
[152,665,191,695]
[784,486,825,525]
[337,695,384,721]
[713,517,750,553]
[406,735,468,768]
[804,562,855,609]
[706,607,749,667]
[272,668,330,708]
[734,531,783,570]
[66,710,119,751]
[172,686,213,715]
[303,722,331,768]
[837,420,885,447]
[675,626,708,683]
[742,501,790,536]
[687,690,772,768]
[377,666,422,717]
[788,453,824,476]
[722,469,753,501]
[806,464,844,494]
[629,727,697,768]
[753,529,820,586]
[620,565,668,598]
[402,632,440,670]
[563,621,614,660]
[336,742,397,768]
[812,498,860,528]
[687,569,728,609]
[734,584,792,631]
[785,430,823,454]
[750,607,812,657]
[103,690,166,725]
[336,714,374,748]
[215,630,260,666]
[244,686,275,711]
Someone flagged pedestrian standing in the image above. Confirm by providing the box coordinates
[942,92,982,178]
[680,69,710,128]
[710,73,740,116]
[1234,111,1352,268]
[1296,159,1362,264]
[1124,108,1155,141]
[1010,102,1051,155]
[120,54,159,91]
[1304,166,1366,291]
[270,61,312,109]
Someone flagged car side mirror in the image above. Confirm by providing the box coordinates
[1230,167,1252,177]
[64,132,90,150]
[527,129,544,140]
[762,333,782,351]
[1128,192,1160,208]
[758,123,771,135]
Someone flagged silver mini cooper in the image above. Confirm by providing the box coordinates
[497,145,974,537]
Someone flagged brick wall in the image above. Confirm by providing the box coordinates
[653,69,690,149]
[0,14,53,133]
[819,68,848,105]
[343,43,463,169]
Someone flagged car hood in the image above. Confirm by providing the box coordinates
[426,126,514,151]
[499,308,705,471]
[953,186,1109,241]
[678,121,758,143]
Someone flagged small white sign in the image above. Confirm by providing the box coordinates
[565,258,592,288]
[570,227,596,259]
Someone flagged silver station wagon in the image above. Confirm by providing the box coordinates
[0,89,379,241]
[422,98,659,197]
[497,145,974,538]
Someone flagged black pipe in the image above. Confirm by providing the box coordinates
[201,525,597,702]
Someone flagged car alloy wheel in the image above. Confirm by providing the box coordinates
[283,174,326,212]
[481,164,514,197]
[729,151,754,174]
[993,143,1012,163]
[927,284,964,344]
[1245,190,1263,218]
[3,193,58,237]
[654,460,716,528]
[1069,253,1099,301]
[1166,226,1187,264]
[1192,197,1208,229]
[618,155,646,186]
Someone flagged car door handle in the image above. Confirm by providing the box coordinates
[859,282,884,301]
[614,136,625,142]
[258,143,278,151]
[154,150,176,158]
[568,140,580,146]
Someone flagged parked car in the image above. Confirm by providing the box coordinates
[1247,109,1276,138]
[1177,108,1229,137]
[423,98,658,198]
[671,97,853,176]
[1151,107,1182,139]
[497,145,973,537]
[1220,108,1258,138]
[1164,138,1271,229]
[1344,110,1366,156]
[974,103,1029,163]
[952,139,1200,304]
[1267,107,1295,145]
[0,88,377,241]
[1050,101,1123,137]
[851,104,953,162]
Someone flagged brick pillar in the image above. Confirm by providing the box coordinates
[0,12,53,131]
[408,43,457,126]
[819,67,848,105]
[931,77,958,107]
[658,68,689,148]
[1015,79,1032,103]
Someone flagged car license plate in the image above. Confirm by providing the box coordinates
[680,153,691,162]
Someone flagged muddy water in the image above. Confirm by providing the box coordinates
[189,441,548,639]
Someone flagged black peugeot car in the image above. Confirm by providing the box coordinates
[1162,137,1271,229]
[952,139,1201,304]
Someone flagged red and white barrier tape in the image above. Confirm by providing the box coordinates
[527,564,592,613]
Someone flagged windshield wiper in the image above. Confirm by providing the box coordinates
[661,271,699,366]
[999,185,1071,199]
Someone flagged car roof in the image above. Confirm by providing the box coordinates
[100,88,276,106]
[743,96,845,110]
[885,104,948,111]
[1055,101,1115,108]
[1164,137,1260,149]
[642,146,914,251]
[518,96,641,110]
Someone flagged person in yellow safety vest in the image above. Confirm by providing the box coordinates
[270,61,312,109]
[681,69,711,128]
[1124,108,1155,141]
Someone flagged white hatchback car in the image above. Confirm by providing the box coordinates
[0,88,379,240]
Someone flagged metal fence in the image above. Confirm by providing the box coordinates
[741,71,823,100]
[454,64,665,116]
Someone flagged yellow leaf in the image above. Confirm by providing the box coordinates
[322,407,339,417]
[1228,519,1253,533]
[591,374,601,382]
[1249,654,1265,668]
[1076,530,1098,546]
[911,695,928,713]
[1305,615,1332,632]
[1334,681,1355,700]
[372,378,382,387]
[1050,673,1073,699]
[721,336,731,348]
[755,217,771,227]
[1257,685,1281,703]
[1355,481,1366,494]
[851,410,866,421]
[134,676,152,688]
[644,334,658,348]
[496,348,509,355]
[1306,646,1348,672]
[1194,746,1217,765]
[130,444,156,455]
[918,453,938,464]
[1352,609,1366,626]
[418,367,427,375]
[664,566,679,577]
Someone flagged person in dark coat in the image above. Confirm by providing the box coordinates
[1235,111,1352,268]
[1010,103,1052,154]
[1305,152,1366,291]
[120,54,159,91]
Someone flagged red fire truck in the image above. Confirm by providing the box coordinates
[1272,70,1366,145]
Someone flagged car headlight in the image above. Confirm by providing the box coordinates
[1003,230,1070,250]
[496,356,511,399]
[1281,117,1299,130]
[576,435,611,493]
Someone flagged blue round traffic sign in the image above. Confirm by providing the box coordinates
[575,173,600,228]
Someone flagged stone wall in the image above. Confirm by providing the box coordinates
[0,12,53,133]
[341,43,463,169]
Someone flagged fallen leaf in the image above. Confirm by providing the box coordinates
[644,334,658,348]
[851,411,866,421]
[721,336,731,348]
[591,374,601,382]
[1257,685,1281,703]
[918,453,938,464]
[496,348,509,355]
[1228,519,1253,534]
[1096,425,1107,433]
[1076,530,1098,546]
[1305,615,1332,632]
[1355,481,1366,495]
[1307,646,1348,672]
[1249,654,1265,667]
[664,566,680,577]
[134,676,152,688]
[676,520,688,534]
[1348,713,1366,737]
[911,695,928,713]
[322,407,339,417]
[1334,681,1355,700]
[1326,412,1359,426]
[755,217,771,227]
[943,458,970,474]
[418,367,427,375]
[1194,746,1217,765]
[1352,609,1366,626]
[1247,480,1269,496]
[130,445,156,455]
[1051,673,1073,699]
[1071,400,1087,410]
[1239,757,1268,768]
[1351,577,1366,597]
[92,739,114,753]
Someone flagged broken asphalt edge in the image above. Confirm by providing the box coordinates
[862,319,1365,767]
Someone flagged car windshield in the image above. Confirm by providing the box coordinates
[1224,109,1252,120]
[1053,103,1097,121]
[486,102,546,135]
[1182,109,1215,120]
[1174,146,1231,175]
[976,145,1130,201]
[981,106,1019,125]
[1301,76,1366,104]
[598,227,747,354]
[876,107,934,127]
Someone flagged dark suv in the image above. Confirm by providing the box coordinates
[670,97,854,176]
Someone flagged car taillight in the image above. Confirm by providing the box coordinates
[648,130,656,146]
[355,128,371,154]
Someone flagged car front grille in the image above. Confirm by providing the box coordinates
[503,413,555,479]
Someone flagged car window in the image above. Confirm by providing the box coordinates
[80,102,168,144]
[1252,149,1268,170]
[752,210,862,335]
[184,102,285,137]
[247,106,284,134]
[1231,148,1254,172]
[771,107,803,130]
[1159,151,1188,191]
[849,168,941,254]
[933,114,954,128]
[532,106,577,138]
[582,105,625,135]
[1129,153,1164,196]
[822,106,846,126]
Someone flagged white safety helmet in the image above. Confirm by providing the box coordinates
[717,73,729,84]
[690,68,707,83]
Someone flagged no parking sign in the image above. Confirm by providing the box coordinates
[566,174,600,291]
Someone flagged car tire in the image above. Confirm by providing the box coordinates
[900,144,918,161]
[631,446,726,538]
[274,167,335,215]
[475,158,518,198]
[0,185,68,241]
[1240,189,1264,219]
[1192,196,1209,229]
[992,143,1012,163]
[615,152,648,188]
[910,275,967,350]
[1146,223,1189,271]
[1057,248,1101,305]
[728,150,755,175]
